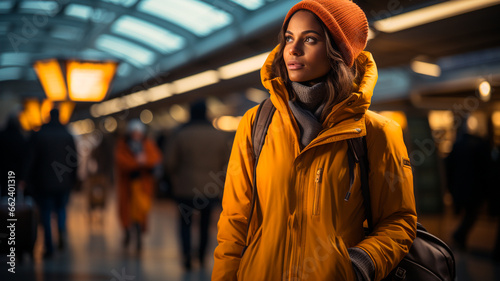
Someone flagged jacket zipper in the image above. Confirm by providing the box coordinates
[285,216,293,280]
[288,232,295,279]
[313,168,323,215]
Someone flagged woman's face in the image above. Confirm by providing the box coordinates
[283,10,330,84]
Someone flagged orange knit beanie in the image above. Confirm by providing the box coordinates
[284,0,368,67]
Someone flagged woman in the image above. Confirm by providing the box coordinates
[212,0,417,280]
[116,119,162,251]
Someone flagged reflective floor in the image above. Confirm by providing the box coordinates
[1,189,499,281]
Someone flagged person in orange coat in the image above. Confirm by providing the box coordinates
[115,119,162,251]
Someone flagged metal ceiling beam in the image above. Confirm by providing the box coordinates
[68,0,199,44]
[198,0,247,21]
[0,14,166,60]
[0,36,77,53]
[107,0,296,97]
[154,0,295,78]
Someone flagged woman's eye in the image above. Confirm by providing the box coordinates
[285,36,293,43]
[305,37,317,43]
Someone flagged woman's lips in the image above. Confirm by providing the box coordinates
[287,61,304,70]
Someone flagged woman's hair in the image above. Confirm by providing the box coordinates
[272,10,358,121]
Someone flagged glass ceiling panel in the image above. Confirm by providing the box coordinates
[0,52,31,66]
[95,35,156,67]
[101,0,138,8]
[65,4,115,23]
[0,1,14,13]
[0,23,9,34]
[111,16,186,54]
[51,26,83,41]
[80,48,107,57]
[116,62,132,77]
[19,1,59,15]
[65,4,93,21]
[138,0,233,37]
[0,67,23,81]
[230,0,265,10]
[25,68,37,81]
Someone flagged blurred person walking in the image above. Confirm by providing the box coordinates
[446,126,491,251]
[26,109,78,258]
[0,113,35,261]
[165,100,230,270]
[0,113,28,196]
[115,119,162,252]
[489,145,500,260]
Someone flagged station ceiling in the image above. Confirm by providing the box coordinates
[0,0,299,99]
[1,0,500,112]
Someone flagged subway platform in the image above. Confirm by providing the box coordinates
[1,189,499,281]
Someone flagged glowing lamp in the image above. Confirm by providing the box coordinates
[19,99,76,131]
[67,61,117,102]
[33,59,67,101]
[24,99,42,130]
[41,99,53,124]
[478,80,491,102]
[34,59,118,102]
[58,101,76,124]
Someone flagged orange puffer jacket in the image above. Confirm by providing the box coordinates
[212,47,417,281]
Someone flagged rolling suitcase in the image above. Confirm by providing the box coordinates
[0,190,38,264]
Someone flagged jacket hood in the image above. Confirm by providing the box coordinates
[260,45,378,126]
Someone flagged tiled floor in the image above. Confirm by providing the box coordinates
[1,189,500,281]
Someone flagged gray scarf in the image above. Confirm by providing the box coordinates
[288,81,326,148]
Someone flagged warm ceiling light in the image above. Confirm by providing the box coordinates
[103,116,118,132]
[373,0,500,33]
[218,52,270,80]
[492,111,500,127]
[146,84,173,102]
[58,101,75,124]
[378,111,408,130]
[24,99,42,129]
[88,51,272,117]
[33,59,67,101]
[245,88,269,104]
[478,80,491,101]
[40,99,54,124]
[18,111,31,131]
[35,59,118,102]
[70,118,95,135]
[467,115,478,132]
[428,110,453,130]
[367,28,376,41]
[173,70,219,94]
[140,109,153,124]
[67,61,117,102]
[169,104,189,123]
[213,116,243,132]
[411,60,441,77]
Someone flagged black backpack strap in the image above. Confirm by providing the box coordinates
[242,98,275,257]
[347,136,373,232]
[251,98,276,160]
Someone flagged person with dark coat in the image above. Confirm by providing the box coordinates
[165,100,230,270]
[0,114,28,197]
[26,109,78,258]
[446,129,491,250]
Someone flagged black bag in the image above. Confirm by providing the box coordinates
[347,137,456,281]
[245,98,457,280]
